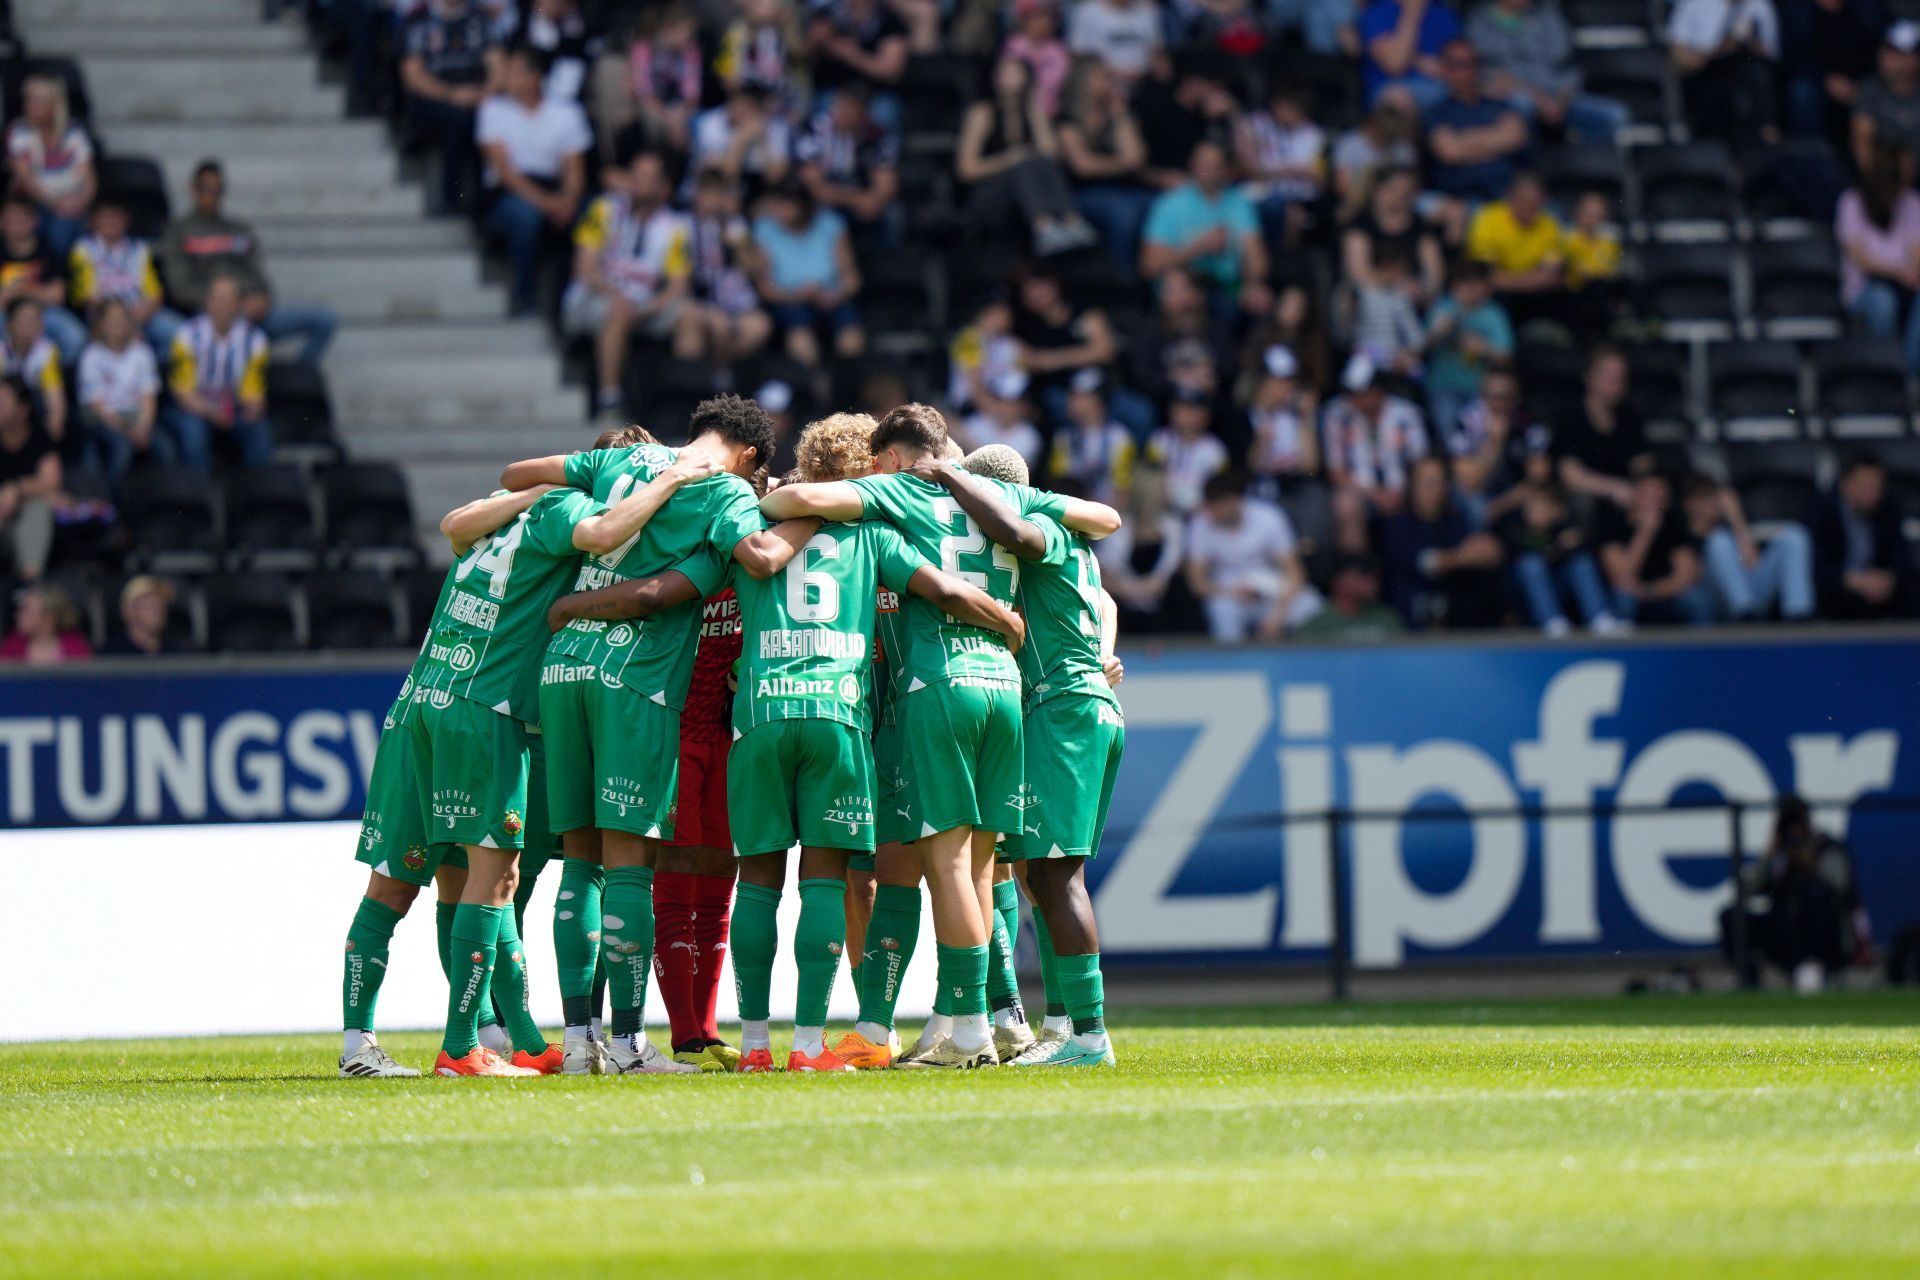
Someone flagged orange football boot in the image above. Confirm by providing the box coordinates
[435,1047,539,1077]
[787,1044,854,1072]
[738,1047,779,1072]
[511,1044,565,1075]
[829,1031,894,1070]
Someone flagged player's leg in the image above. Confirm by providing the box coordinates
[437,842,539,1077]
[656,735,740,1071]
[493,733,555,1035]
[987,860,1035,1062]
[783,721,873,1071]
[837,841,920,1067]
[539,674,606,1072]
[1019,857,1112,1067]
[843,859,875,997]
[1015,861,1072,1047]
[726,721,801,1072]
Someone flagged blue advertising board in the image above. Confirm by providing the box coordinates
[5,634,1918,966]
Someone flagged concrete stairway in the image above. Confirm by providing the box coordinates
[17,0,589,555]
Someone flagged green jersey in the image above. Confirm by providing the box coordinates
[545,444,762,708]
[1016,513,1116,711]
[870,577,910,729]
[412,488,604,724]
[733,520,927,736]
[847,472,1067,688]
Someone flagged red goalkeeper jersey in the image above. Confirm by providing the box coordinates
[681,589,741,743]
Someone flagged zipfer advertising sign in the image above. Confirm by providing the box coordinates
[4,635,1918,968]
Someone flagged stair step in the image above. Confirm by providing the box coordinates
[337,351,563,397]
[249,218,475,256]
[334,384,584,426]
[86,52,340,122]
[329,320,556,360]
[20,0,264,20]
[28,20,307,55]
[196,175,421,220]
[271,251,499,321]
[105,121,391,164]
[348,421,593,462]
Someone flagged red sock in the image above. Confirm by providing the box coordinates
[689,873,736,1043]
[651,871,702,1050]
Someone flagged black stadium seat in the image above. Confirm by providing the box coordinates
[860,256,940,357]
[1749,239,1843,339]
[1708,341,1807,441]
[96,155,171,241]
[205,571,300,652]
[1636,142,1737,238]
[266,360,342,465]
[1539,145,1627,217]
[321,461,419,568]
[305,571,400,649]
[1814,338,1912,438]
[124,466,219,574]
[1574,47,1668,127]
[1635,243,1736,337]
[223,465,319,571]
[1622,342,1693,442]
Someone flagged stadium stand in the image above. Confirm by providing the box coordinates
[2,0,1918,658]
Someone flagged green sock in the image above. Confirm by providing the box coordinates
[491,911,548,1053]
[987,878,1023,1015]
[794,879,846,1028]
[601,866,655,1038]
[553,857,604,1027]
[342,897,402,1033]
[936,943,990,1017]
[1056,951,1105,1035]
[731,882,782,1022]
[1031,905,1067,1019]
[858,884,920,1029]
[442,904,505,1056]
[439,898,497,1029]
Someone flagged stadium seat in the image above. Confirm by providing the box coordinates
[1622,342,1694,443]
[204,571,301,652]
[124,466,220,574]
[1566,0,1652,47]
[1574,47,1670,130]
[96,155,171,241]
[1748,239,1844,340]
[320,462,419,569]
[1707,341,1808,442]
[1539,145,1628,219]
[1634,243,1737,340]
[266,360,342,466]
[399,564,447,639]
[1635,143,1737,241]
[899,54,984,149]
[305,571,400,650]
[1813,337,1913,439]
[1741,140,1845,235]
[223,465,320,571]
[1516,342,1586,426]
[860,255,941,358]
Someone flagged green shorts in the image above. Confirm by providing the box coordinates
[727,718,876,857]
[540,665,682,838]
[899,678,1025,838]
[355,692,529,883]
[1002,696,1125,860]
[871,715,916,848]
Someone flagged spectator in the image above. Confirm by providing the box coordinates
[76,298,161,489]
[1331,103,1418,224]
[1467,0,1630,141]
[1359,0,1462,111]
[1382,454,1505,626]
[1141,140,1272,318]
[1056,57,1153,269]
[1851,21,1920,169]
[1681,472,1815,621]
[1322,352,1430,518]
[679,168,774,365]
[1668,0,1781,144]
[1810,450,1915,618]
[0,583,91,665]
[1126,266,1237,406]
[1147,386,1232,512]
[1351,242,1426,374]
[1423,258,1513,437]
[1185,471,1323,641]
[957,56,1098,254]
[1004,0,1073,117]
[1597,462,1716,625]
[401,0,502,214]
[3,298,67,447]
[562,150,691,419]
[156,161,338,364]
[1782,0,1879,142]
[1501,478,1621,634]
[1246,344,1321,497]
[1049,367,1137,504]
[1268,0,1361,59]
[477,45,591,315]
[718,0,808,115]
[958,368,1045,464]
[1246,279,1335,396]
[1342,166,1445,305]
[603,2,702,158]
[807,0,913,131]
[1448,365,1545,524]
[1555,345,1648,510]
[1133,58,1238,190]
[69,196,182,354]
[688,86,795,203]
[1561,189,1622,290]
[1720,795,1863,991]
[1295,554,1408,642]
[0,194,85,362]
[1099,464,1191,632]
[749,180,865,368]
[1836,140,1920,371]
[509,0,599,104]
[1169,0,1268,52]
[6,74,95,257]
[1423,40,1530,204]
[0,375,61,582]
[1234,84,1326,254]
[1011,260,1134,428]
[1066,0,1165,83]
[100,575,183,657]
[165,275,272,472]
[948,295,1022,414]
[796,84,902,245]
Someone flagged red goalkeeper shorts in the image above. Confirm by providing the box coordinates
[668,734,732,849]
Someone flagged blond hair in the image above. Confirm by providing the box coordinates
[795,412,877,483]
[23,76,69,140]
[962,444,1029,486]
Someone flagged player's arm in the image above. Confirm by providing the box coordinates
[570,453,723,555]
[731,517,822,579]
[905,565,1026,654]
[759,480,865,522]
[546,569,702,631]
[501,454,571,491]
[1057,496,1123,539]
[1099,587,1123,688]
[910,456,1048,560]
[440,484,557,556]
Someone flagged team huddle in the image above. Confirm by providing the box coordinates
[337,394,1126,1076]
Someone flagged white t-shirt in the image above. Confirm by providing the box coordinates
[959,412,1044,466]
[687,106,793,193]
[77,340,158,418]
[1186,499,1298,590]
[1146,426,1230,512]
[1665,0,1779,58]
[476,94,591,184]
[1067,0,1164,78]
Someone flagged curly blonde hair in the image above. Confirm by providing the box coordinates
[795,412,877,482]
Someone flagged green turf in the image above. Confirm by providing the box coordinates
[4,992,1918,1278]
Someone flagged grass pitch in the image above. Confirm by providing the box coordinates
[3,993,1917,1279]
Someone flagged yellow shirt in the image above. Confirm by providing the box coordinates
[1466,202,1564,275]
[1562,228,1622,288]
[69,235,162,308]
